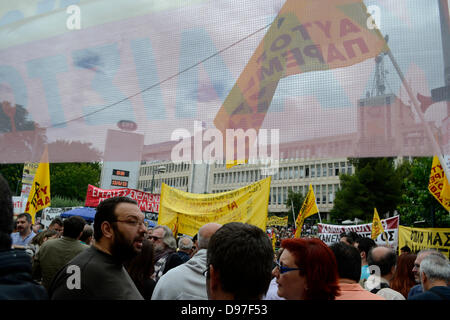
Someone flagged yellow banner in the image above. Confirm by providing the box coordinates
[371,208,385,240]
[214,0,387,139]
[267,215,289,227]
[295,184,319,237]
[158,177,271,237]
[25,147,51,224]
[428,155,450,210]
[398,226,450,258]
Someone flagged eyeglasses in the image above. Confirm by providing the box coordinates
[275,260,300,274]
[113,220,145,228]
[149,235,162,241]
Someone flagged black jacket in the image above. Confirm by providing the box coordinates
[0,249,48,300]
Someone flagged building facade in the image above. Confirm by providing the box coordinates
[138,158,353,218]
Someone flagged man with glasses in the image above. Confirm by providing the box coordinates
[49,197,145,299]
[150,225,183,282]
[408,249,448,299]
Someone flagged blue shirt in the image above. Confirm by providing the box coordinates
[11,231,36,246]
[407,284,423,299]
[361,265,370,280]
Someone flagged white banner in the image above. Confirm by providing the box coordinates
[318,216,399,249]
[41,207,82,229]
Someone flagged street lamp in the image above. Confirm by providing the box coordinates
[150,165,166,194]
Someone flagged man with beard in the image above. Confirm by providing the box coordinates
[11,213,36,248]
[49,197,145,299]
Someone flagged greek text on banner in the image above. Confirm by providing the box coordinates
[398,226,450,258]
[158,177,271,236]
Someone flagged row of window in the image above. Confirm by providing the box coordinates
[140,163,190,176]
[138,176,189,191]
[213,162,352,185]
[213,184,340,206]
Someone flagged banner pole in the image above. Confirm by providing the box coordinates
[386,49,450,180]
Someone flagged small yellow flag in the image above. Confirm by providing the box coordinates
[371,208,384,240]
[428,155,450,211]
[272,232,277,251]
[294,185,319,238]
[25,147,51,224]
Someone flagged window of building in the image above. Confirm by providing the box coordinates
[295,166,299,179]
[322,164,327,177]
[300,166,304,178]
[305,166,309,178]
[329,163,333,176]
[317,164,321,177]
[335,163,339,176]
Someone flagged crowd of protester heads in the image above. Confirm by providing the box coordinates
[1,172,449,301]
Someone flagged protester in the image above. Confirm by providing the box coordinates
[48,217,63,235]
[354,237,377,284]
[150,225,184,282]
[408,249,448,298]
[340,231,360,246]
[0,174,47,300]
[79,225,94,246]
[206,222,273,300]
[400,245,411,255]
[28,229,59,257]
[330,242,384,300]
[273,238,339,300]
[32,222,44,234]
[390,253,417,298]
[409,254,450,300]
[190,233,198,258]
[176,236,193,263]
[264,248,285,300]
[32,215,88,290]
[365,246,405,300]
[49,197,145,299]
[152,223,222,300]
[125,239,156,300]
[11,213,36,247]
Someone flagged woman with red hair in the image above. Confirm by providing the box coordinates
[390,253,417,298]
[273,238,340,300]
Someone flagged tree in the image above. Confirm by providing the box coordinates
[285,188,306,225]
[331,158,402,221]
[0,163,24,195]
[50,162,101,201]
[397,157,450,227]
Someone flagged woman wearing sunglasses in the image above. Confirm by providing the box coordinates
[273,238,340,300]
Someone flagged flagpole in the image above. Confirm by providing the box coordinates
[386,48,450,180]
[291,200,296,226]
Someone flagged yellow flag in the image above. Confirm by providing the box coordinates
[294,185,319,238]
[25,147,51,224]
[428,155,450,210]
[371,208,384,240]
[272,232,277,251]
[214,0,388,152]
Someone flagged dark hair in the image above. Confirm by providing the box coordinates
[63,216,86,239]
[94,197,138,241]
[390,253,417,298]
[207,222,273,300]
[79,226,93,243]
[17,212,32,224]
[367,247,397,276]
[31,229,58,246]
[340,231,360,245]
[126,240,155,297]
[355,237,377,257]
[281,238,340,300]
[49,217,63,227]
[0,174,14,250]
[330,242,361,282]
[400,245,411,253]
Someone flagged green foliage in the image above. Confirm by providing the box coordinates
[331,158,401,221]
[51,195,84,207]
[0,163,24,195]
[50,162,101,201]
[397,157,450,227]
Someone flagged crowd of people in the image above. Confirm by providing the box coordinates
[0,173,449,301]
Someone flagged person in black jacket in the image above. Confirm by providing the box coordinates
[0,174,48,300]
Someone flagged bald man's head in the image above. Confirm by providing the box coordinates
[198,223,222,249]
[367,246,397,277]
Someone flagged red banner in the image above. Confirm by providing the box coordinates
[85,185,160,213]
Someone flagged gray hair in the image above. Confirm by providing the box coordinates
[178,236,193,250]
[154,225,177,250]
[420,254,450,283]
